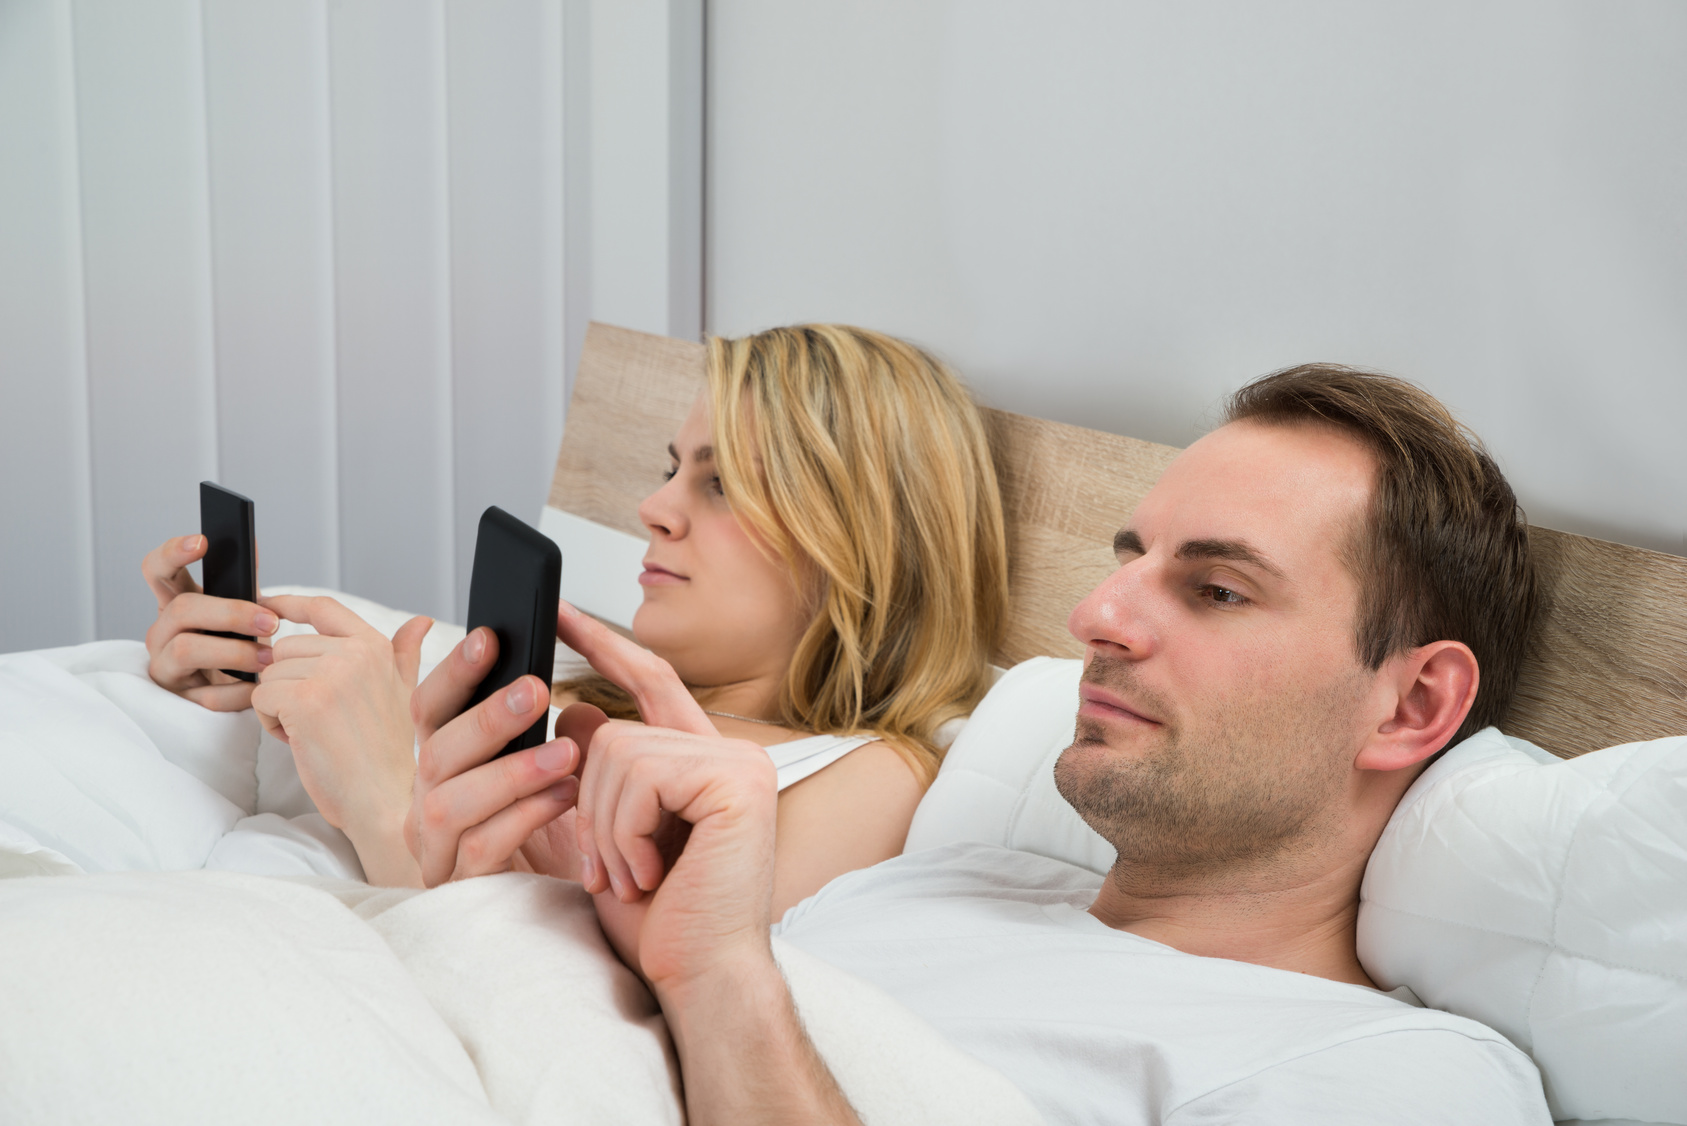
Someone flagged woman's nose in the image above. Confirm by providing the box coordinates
[638,474,688,539]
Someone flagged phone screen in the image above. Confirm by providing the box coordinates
[199,482,258,684]
[464,506,563,757]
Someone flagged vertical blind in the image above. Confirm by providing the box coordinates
[1,0,572,649]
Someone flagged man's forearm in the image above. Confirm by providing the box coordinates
[657,947,861,1126]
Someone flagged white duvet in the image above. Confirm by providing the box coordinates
[0,636,1045,1125]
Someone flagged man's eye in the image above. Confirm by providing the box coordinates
[1201,585,1246,606]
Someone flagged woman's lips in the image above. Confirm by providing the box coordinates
[1077,683,1161,726]
[638,563,688,586]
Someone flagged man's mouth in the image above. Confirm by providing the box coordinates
[1077,683,1162,727]
[638,562,688,586]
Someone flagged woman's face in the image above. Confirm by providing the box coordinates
[631,395,811,690]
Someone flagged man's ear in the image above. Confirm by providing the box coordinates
[1355,640,1480,772]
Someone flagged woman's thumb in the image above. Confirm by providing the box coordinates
[393,616,434,688]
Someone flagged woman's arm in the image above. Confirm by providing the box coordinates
[767,743,924,916]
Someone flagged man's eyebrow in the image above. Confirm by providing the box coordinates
[1175,538,1286,580]
[1113,529,1145,556]
[667,443,714,463]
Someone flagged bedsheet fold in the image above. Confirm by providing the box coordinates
[0,868,1046,1126]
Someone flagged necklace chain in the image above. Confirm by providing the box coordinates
[703,709,783,727]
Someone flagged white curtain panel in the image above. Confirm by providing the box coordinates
[0,0,573,648]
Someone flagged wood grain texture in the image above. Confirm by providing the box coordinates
[552,324,1687,758]
[548,322,705,536]
[983,408,1181,665]
[1503,528,1687,758]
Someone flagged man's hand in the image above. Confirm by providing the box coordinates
[250,594,430,886]
[406,626,587,887]
[142,535,276,711]
[552,601,861,1126]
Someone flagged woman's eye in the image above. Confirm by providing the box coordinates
[707,475,724,496]
[661,466,678,483]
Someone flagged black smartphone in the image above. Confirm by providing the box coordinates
[465,506,563,757]
[199,482,259,684]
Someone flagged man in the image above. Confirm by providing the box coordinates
[409,365,1552,1124]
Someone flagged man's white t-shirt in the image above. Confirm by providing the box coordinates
[774,843,1551,1126]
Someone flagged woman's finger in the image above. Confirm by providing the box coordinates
[154,591,278,643]
[392,615,433,689]
[269,632,336,662]
[411,627,499,744]
[255,653,319,682]
[154,631,273,686]
[554,600,716,736]
[263,593,381,639]
[448,777,580,882]
[182,680,258,713]
[141,535,206,609]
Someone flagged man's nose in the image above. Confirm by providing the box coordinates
[1067,561,1157,659]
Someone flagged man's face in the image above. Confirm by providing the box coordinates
[1054,419,1381,875]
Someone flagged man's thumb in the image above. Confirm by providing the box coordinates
[394,616,434,688]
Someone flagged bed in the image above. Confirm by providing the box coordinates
[0,323,1682,1125]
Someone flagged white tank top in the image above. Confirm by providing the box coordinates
[765,733,876,791]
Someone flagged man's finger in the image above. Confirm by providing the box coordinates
[412,626,499,744]
[263,593,380,639]
[449,781,580,881]
[554,600,716,736]
[418,673,550,784]
[393,615,433,689]
[423,737,579,838]
[553,702,611,762]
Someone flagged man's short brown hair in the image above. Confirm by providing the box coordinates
[1226,365,1537,747]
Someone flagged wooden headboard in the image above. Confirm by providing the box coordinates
[551,322,1687,759]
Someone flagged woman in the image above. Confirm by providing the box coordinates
[143,325,1007,910]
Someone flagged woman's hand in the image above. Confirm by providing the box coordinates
[250,594,432,887]
[405,627,591,887]
[141,534,277,711]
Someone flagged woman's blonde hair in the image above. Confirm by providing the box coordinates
[568,324,1007,782]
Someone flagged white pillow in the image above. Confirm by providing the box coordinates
[909,656,1687,1126]
[905,657,1106,872]
[1361,727,1687,1126]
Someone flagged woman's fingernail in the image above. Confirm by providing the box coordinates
[579,853,596,887]
[535,739,574,772]
[505,678,535,714]
[608,871,625,899]
[183,535,202,552]
[464,629,486,663]
[548,777,579,802]
[253,610,278,634]
[256,648,274,667]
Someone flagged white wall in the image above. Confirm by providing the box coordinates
[0,0,702,652]
[706,0,1687,559]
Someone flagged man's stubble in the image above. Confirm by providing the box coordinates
[1053,654,1367,882]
